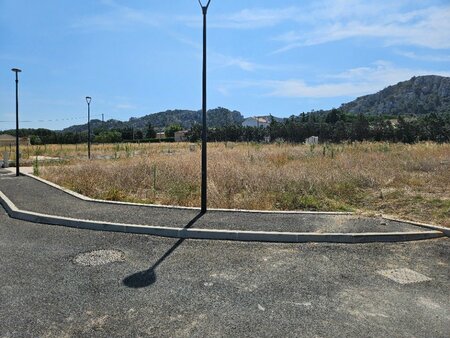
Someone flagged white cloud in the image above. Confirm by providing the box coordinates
[210,52,274,72]
[272,2,450,52]
[273,31,302,44]
[266,80,374,98]
[396,50,450,63]
[221,57,259,72]
[178,7,304,30]
[310,0,402,22]
[211,7,301,29]
[270,62,450,98]
[72,1,160,31]
[218,61,450,99]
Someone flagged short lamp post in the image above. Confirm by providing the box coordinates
[198,0,211,213]
[11,68,22,176]
[86,96,92,159]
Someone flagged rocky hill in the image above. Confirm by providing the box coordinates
[60,76,450,134]
[339,75,450,115]
[63,107,244,133]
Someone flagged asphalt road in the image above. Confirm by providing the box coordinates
[0,175,429,233]
[1,208,448,337]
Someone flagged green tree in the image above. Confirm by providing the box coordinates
[325,108,341,124]
[146,123,157,139]
[165,124,183,137]
[187,124,201,142]
[333,120,348,142]
[396,116,417,143]
[351,113,370,141]
[30,135,42,145]
[94,131,122,143]
[135,130,143,140]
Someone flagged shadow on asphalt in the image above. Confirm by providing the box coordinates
[122,211,205,288]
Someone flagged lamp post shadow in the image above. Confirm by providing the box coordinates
[122,212,205,288]
[123,1,211,288]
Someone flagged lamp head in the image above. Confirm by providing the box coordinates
[11,68,22,73]
[198,0,211,9]
[85,96,92,104]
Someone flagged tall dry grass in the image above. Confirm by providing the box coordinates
[4,142,185,162]
[38,142,450,227]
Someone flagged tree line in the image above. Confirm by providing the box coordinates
[0,124,176,144]
[188,110,450,143]
[1,110,449,144]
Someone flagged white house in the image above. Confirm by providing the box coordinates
[155,132,165,139]
[242,116,270,128]
[305,136,319,145]
[174,130,188,142]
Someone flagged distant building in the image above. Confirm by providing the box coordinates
[242,116,271,128]
[0,134,30,147]
[156,132,165,140]
[174,130,188,142]
[305,136,319,145]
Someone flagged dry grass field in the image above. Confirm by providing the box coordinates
[18,141,450,227]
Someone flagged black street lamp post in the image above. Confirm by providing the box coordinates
[86,96,92,159]
[198,0,211,213]
[11,68,22,176]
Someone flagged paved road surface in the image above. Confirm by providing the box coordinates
[0,174,430,233]
[1,208,448,337]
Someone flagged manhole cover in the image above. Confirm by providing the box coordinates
[73,249,125,266]
[377,268,432,284]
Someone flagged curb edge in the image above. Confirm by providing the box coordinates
[0,190,444,243]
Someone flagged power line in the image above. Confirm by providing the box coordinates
[0,114,103,124]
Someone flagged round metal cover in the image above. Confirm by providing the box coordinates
[73,249,125,266]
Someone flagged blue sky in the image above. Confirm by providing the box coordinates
[1,0,450,130]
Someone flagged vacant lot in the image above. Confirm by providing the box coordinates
[29,142,450,227]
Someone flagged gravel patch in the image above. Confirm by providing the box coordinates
[73,249,125,266]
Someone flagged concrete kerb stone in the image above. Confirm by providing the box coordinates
[22,172,353,215]
[179,228,239,241]
[382,215,450,237]
[20,171,449,237]
[0,190,445,243]
[0,190,17,215]
[0,190,183,237]
[237,230,300,243]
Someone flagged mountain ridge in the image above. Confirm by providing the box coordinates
[63,107,245,133]
[61,75,450,133]
[338,75,450,115]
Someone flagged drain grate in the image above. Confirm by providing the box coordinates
[73,249,125,266]
[377,268,432,284]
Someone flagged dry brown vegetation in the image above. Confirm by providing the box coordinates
[35,142,450,227]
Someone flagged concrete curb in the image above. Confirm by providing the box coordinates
[382,215,450,237]
[0,190,444,243]
[23,172,354,215]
